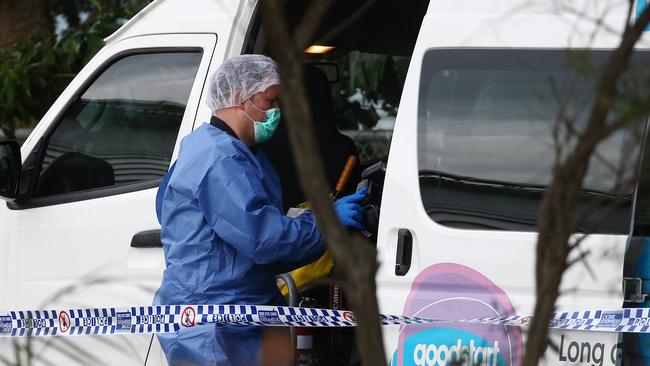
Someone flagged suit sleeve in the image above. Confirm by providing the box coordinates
[197,153,325,265]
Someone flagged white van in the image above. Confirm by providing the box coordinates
[1,0,650,365]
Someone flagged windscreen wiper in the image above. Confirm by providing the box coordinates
[419,169,631,199]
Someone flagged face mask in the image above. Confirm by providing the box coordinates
[243,100,281,143]
[253,108,281,143]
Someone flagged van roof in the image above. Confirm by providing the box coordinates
[105,0,649,49]
[420,1,650,49]
[104,0,242,44]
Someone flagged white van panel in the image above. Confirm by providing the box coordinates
[0,34,217,366]
[421,0,650,50]
[105,0,244,44]
[378,1,645,364]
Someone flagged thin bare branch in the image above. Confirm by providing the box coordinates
[566,246,596,280]
[553,1,625,38]
[625,0,635,29]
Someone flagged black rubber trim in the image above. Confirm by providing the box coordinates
[131,229,162,248]
[7,178,161,210]
[241,3,261,54]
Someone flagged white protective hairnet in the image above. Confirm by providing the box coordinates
[206,54,281,111]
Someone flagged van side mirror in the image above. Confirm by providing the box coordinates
[357,160,387,206]
[360,160,387,182]
[0,140,22,201]
[357,161,387,241]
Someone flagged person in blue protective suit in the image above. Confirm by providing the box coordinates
[153,54,367,366]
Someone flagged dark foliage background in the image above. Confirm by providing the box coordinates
[0,0,152,141]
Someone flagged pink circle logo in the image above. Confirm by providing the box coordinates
[396,263,523,366]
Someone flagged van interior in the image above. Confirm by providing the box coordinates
[247,0,429,210]
[243,1,429,364]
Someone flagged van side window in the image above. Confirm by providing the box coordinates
[34,52,202,197]
[333,52,410,166]
[417,49,649,234]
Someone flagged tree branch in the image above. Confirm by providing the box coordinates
[260,1,386,365]
[523,2,650,365]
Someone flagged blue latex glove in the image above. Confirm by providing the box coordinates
[334,188,368,230]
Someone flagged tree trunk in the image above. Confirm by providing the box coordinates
[0,0,52,49]
[261,1,388,365]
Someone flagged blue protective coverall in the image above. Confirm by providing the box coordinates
[154,117,326,365]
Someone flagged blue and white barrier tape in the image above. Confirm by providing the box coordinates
[1,305,649,337]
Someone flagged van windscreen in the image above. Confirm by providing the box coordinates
[418,49,650,233]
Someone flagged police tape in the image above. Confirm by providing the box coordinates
[1,304,650,337]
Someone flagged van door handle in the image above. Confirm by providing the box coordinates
[395,229,413,276]
[623,277,649,303]
[131,230,162,248]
